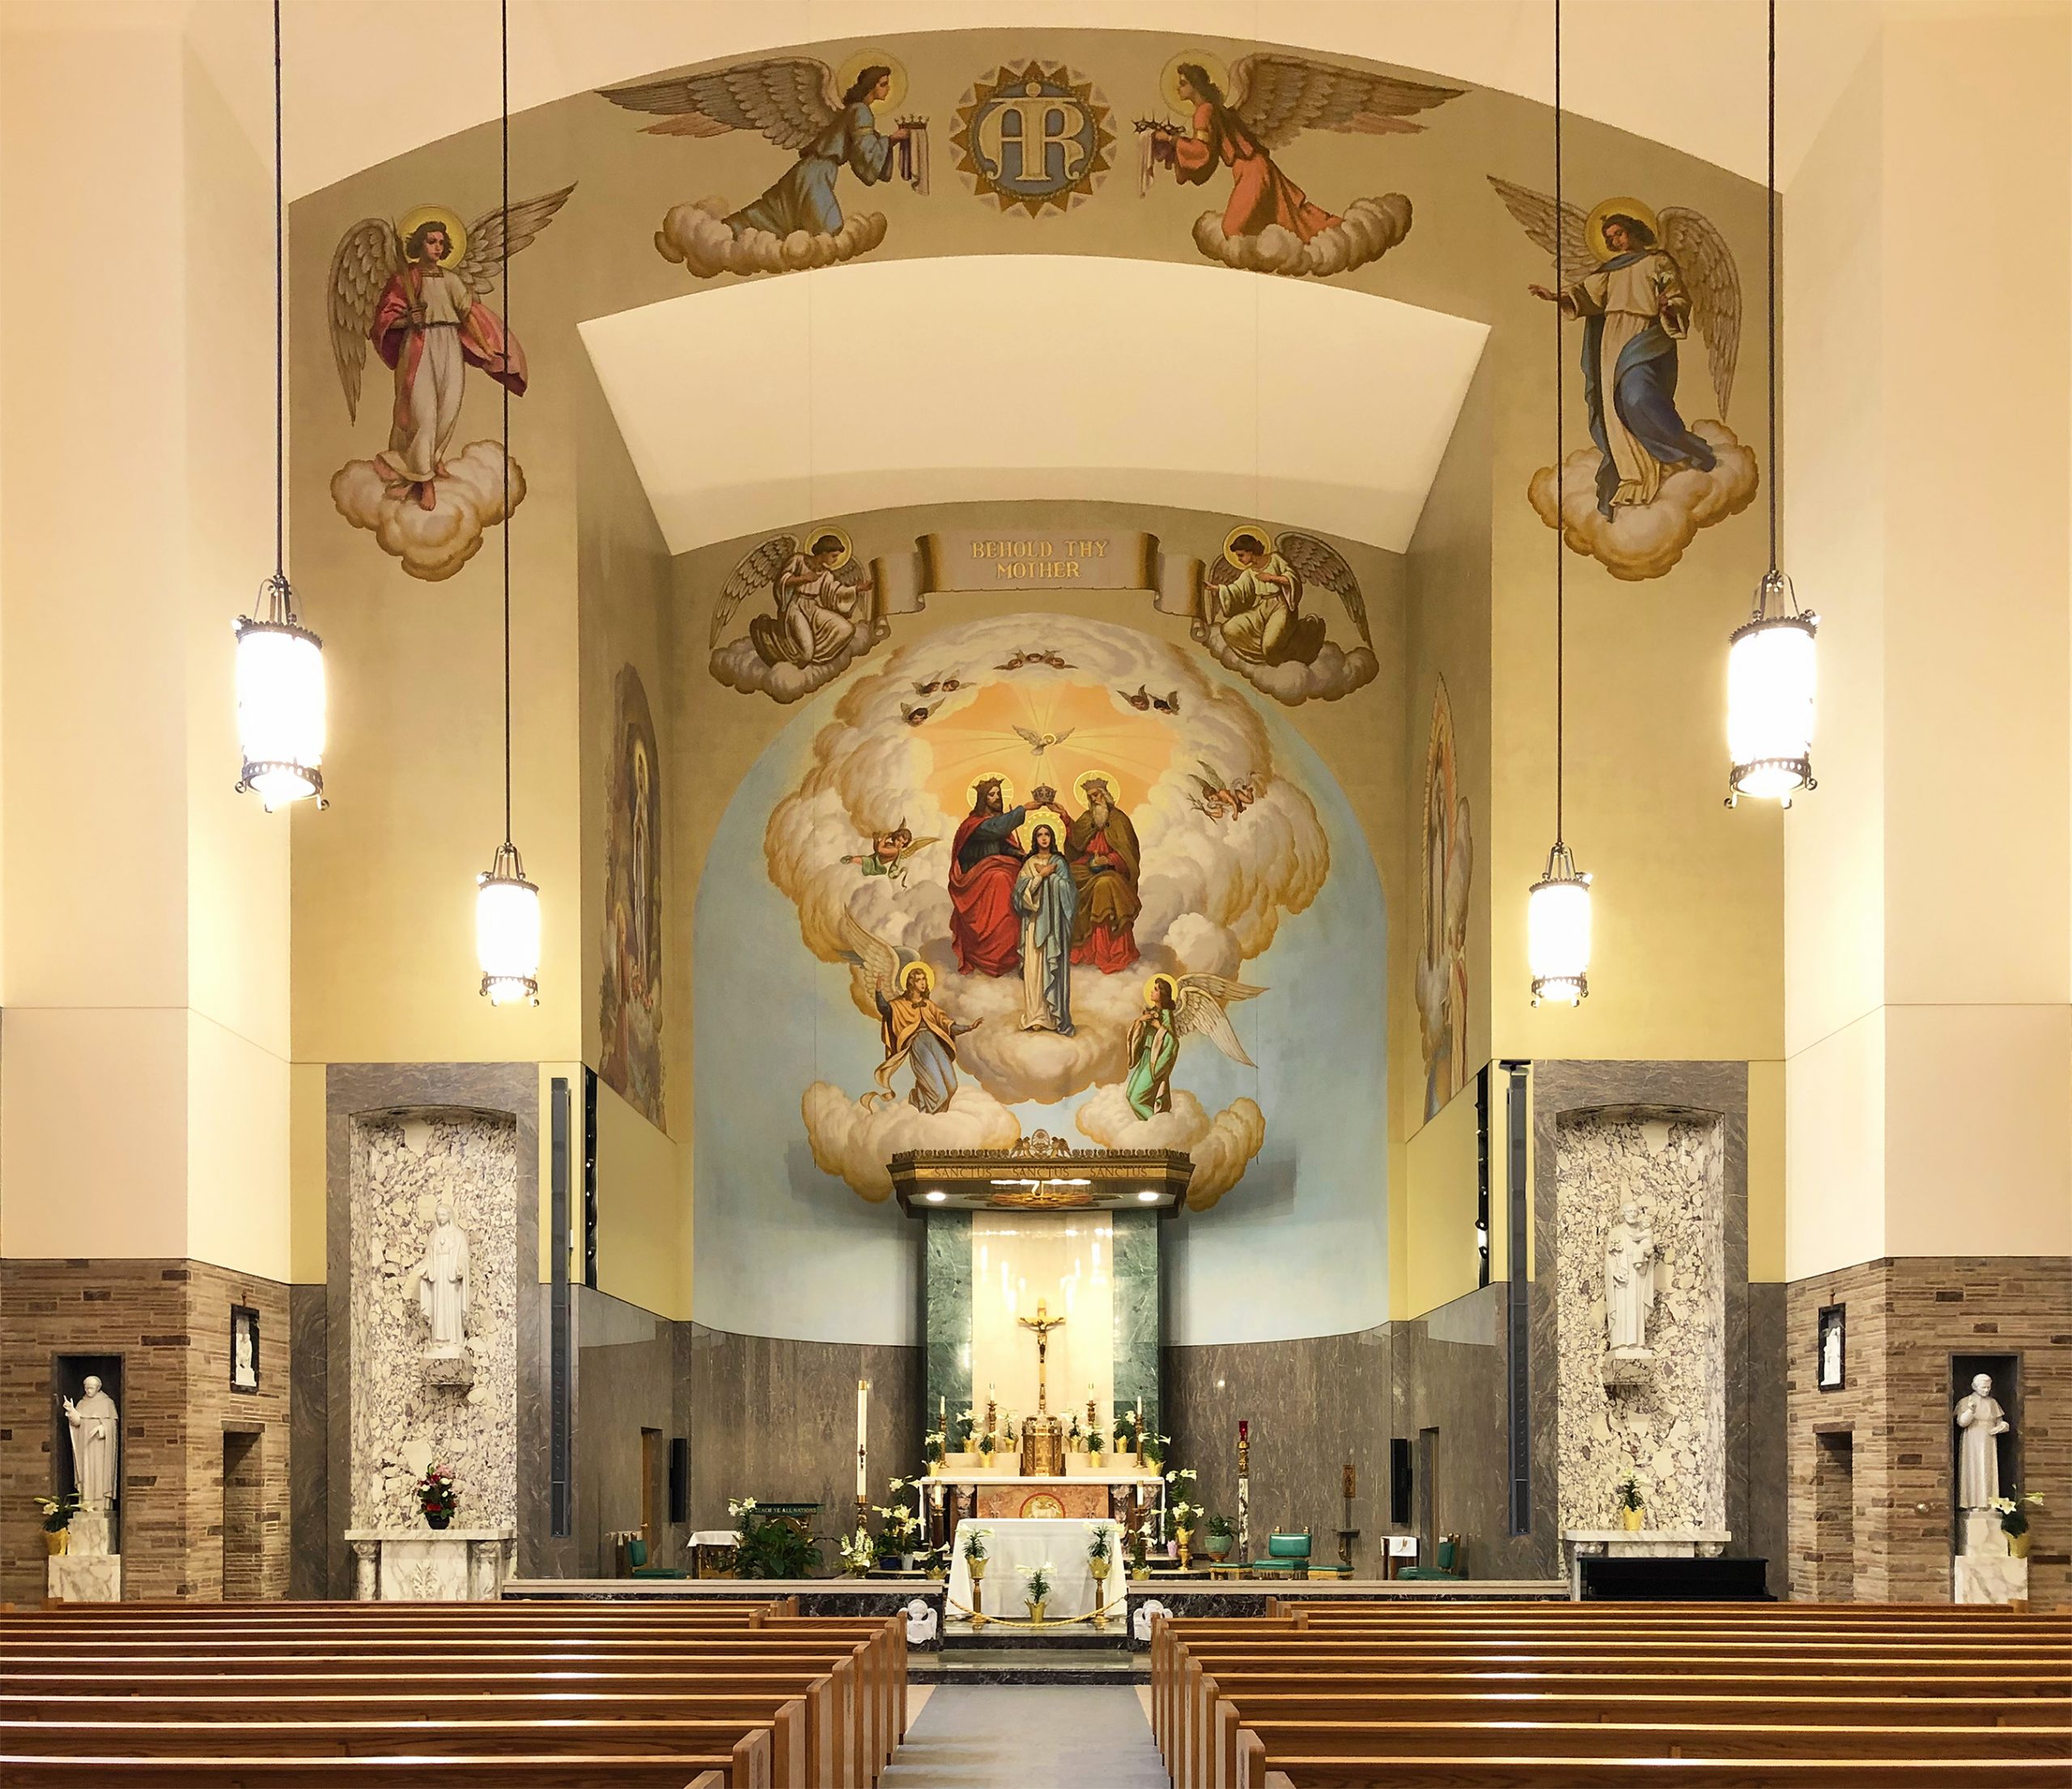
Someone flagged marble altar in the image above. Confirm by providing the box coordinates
[346,1526,516,1601]
[948,1516,1119,1624]
[47,1553,121,1602]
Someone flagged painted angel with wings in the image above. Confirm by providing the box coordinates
[843,911,973,1115]
[1203,528,1369,670]
[327,188,575,513]
[1491,177,1741,516]
[1126,972,1266,1120]
[1140,53,1460,274]
[712,530,877,673]
[600,56,923,275]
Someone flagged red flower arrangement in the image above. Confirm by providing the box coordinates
[416,1465,458,1530]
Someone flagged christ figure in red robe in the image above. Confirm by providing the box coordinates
[948,779,1029,976]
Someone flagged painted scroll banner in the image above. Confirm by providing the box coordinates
[870,529,1203,618]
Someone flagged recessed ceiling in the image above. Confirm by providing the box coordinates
[579,254,1488,557]
[179,0,1899,200]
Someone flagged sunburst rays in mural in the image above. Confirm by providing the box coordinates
[923,681,1174,820]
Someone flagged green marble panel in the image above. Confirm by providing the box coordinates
[1110,1209,1163,1438]
[922,1209,973,1433]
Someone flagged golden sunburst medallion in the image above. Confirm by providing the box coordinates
[951,62,1115,217]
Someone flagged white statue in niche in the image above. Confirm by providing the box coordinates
[1955,1373,2009,1511]
[414,1195,473,1357]
[1604,1200,1658,1358]
[233,1315,258,1389]
[63,1375,121,1514]
[1819,1319,1842,1390]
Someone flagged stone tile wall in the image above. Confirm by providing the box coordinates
[0,1258,291,1601]
[1785,1256,2071,1604]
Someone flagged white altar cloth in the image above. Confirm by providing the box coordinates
[948,1517,1118,1623]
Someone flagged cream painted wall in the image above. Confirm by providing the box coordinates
[0,5,293,1277]
[1402,1082,1482,1317]
[592,1076,687,1319]
[1784,10,2072,1277]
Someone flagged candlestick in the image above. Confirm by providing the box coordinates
[856,1379,871,1500]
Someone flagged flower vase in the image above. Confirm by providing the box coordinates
[2010,1530,2032,1560]
[1175,1527,1193,1569]
[1089,1557,1111,1629]
[426,1511,452,1531]
[1025,1599,1047,1625]
[43,1529,67,1557]
[1620,1506,1644,1532]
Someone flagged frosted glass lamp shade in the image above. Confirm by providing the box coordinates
[1726,587,1818,806]
[1527,842,1591,1006]
[477,842,541,1005]
[233,614,325,810]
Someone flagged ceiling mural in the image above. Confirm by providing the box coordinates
[1488,176,1757,581]
[324,185,575,580]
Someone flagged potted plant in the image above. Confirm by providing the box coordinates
[1616,1473,1646,1532]
[1169,1497,1203,1567]
[1021,1560,1054,1625]
[33,1494,75,1557]
[1128,1527,1151,1580]
[872,1489,922,1569]
[961,1525,991,1579]
[1087,1523,1115,1626]
[1993,1489,2044,1560]
[977,1430,997,1473]
[1113,1416,1139,1466]
[728,1497,825,1580]
[923,1431,945,1477]
[922,1544,949,1582]
[416,1465,458,1531]
[1087,1432,1107,1471]
[1201,1512,1234,1562]
[1141,1430,1169,1471]
[947,1412,979,1470]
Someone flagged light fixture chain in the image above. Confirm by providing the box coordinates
[500,0,513,850]
[1552,0,1565,848]
[272,0,284,585]
[1767,0,1779,581]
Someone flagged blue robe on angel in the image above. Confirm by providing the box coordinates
[728,102,897,238]
[1559,248,1718,516]
[1014,848,1077,1036]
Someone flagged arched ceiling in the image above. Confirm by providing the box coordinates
[184,0,1901,201]
[580,256,1489,555]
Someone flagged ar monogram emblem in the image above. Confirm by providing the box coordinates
[952,62,1115,216]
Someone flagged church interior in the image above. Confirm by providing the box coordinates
[2,0,2068,1783]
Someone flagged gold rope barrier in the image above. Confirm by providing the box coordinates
[945,1593,1110,1629]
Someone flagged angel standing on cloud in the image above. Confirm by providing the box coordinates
[1125,973,1263,1120]
[843,914,974,1115]
[328,189,573,516]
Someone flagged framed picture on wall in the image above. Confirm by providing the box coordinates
[230,1305,260,1395]
[1816,1302,1845,1392]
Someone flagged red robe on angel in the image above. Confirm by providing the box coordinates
[1166,100,1340,243]
[372,262,525,489]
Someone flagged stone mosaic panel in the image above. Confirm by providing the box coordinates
[348,1111,518,1532]
[1553,1113,1726,1535]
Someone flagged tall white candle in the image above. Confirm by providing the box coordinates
[856,1379,870,1499]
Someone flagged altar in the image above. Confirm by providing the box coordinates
[948,1516,1120,1625]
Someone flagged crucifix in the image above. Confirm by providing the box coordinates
[1017,1298,1067,1415]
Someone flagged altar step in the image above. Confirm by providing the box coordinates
[915,1624,1144,1685]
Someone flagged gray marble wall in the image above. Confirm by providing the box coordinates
[1111,1209,1163,1437]
[687,1324,923,1551]
[1166,1328,1392,1572]
[920,1211,971,1435]
[288,1284,329,1600]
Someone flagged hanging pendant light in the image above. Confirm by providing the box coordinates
[1528,0,1591,1007]
[1727,0,1818,808]
[477,0,540,1005]
[236,0,325,812]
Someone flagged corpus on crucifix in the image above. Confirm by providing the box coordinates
[1018,1298,1067,1415]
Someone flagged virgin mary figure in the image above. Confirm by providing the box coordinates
[1014,824,1076,1035]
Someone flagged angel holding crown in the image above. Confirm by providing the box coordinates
[327,188,574,513]
[843,912,974,1115]
[1125,973,1264,1121]
[1140,54,1460,274]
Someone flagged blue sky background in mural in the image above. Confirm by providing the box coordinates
[694,626,1386,1348]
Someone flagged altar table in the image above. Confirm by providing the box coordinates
[948,1516,1120,1624]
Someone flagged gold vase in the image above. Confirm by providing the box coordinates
[43,1528,67,1557]
[1621,1506,1645,1532]
[1089,1557,1111,1630]
[1176,1526,1193,1569]
[2010,1530,2032,1560]
[1025,1598,1047,1625]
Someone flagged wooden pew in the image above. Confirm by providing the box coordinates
[1249,1757,2071,1789]
[0,1757,749,1788]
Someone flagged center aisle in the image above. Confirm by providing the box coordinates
[881,1684,1169,1788]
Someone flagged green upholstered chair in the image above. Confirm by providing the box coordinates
[1397,1534,1464,1580]
[1248,1532,1312,1573]
[626,1536,688,1579]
